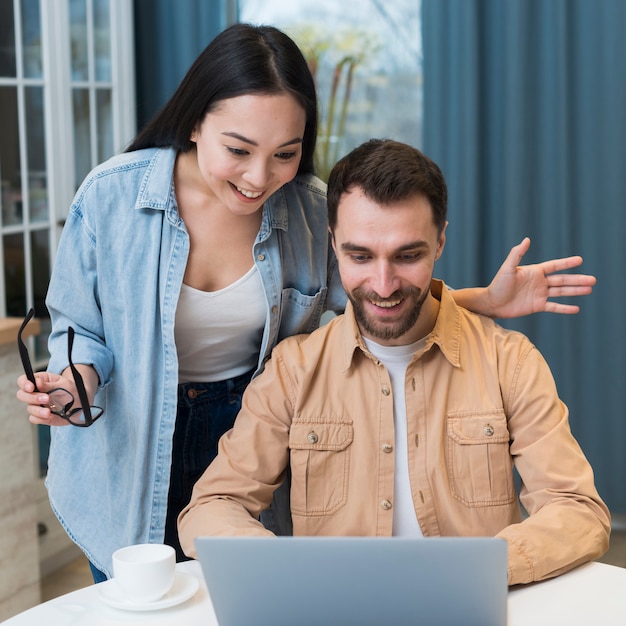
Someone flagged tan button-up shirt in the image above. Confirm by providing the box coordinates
[179,280,610,585]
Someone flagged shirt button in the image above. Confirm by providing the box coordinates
[271,305,278,314]
[257,253,265,261]
[382,443,393,453]
[484,424,495,437]
[380,499,392,510]
[307,432,319,444]
[381,386,390,396]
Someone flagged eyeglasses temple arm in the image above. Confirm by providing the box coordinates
[17,308,39,391]
[67,327,94,424]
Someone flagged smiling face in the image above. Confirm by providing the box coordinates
[332,187,446,346]
[189,93,306,215]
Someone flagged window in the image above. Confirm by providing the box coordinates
[0,0,134,354]
[0,0,135,476]
[238,0,423,180]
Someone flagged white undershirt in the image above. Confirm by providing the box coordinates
[364,337,425,538]
[175,265,265,382]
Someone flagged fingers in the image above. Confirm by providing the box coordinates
[16,386,49,406]
[16,385,52,421]
[547,274,596,288]
[544,302,581,315]
[16,373,54,422]
[547,287,594,299]
[20,393,69,426]
[16,373,73,426]
[544,283,594,313]
[538,255,592,276]
[506,237,532,269]
[28,412,69,427]
[16,373,35,393]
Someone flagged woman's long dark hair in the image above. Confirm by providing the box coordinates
[126,23,318,175]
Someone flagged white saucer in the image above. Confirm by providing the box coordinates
[98,571,200,611]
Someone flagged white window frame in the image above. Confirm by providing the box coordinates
[43,0,136,252]
[0,0,135,317]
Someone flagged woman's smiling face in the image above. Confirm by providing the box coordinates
[190,93,307,215]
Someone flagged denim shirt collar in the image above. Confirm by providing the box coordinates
[135,147,292,238]
[134,148,180,225]
[258,181,290,239]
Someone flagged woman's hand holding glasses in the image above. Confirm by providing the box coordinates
[16,367,99,427]
[16,308,103,427]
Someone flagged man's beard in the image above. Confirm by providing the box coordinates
[347,285,428,342]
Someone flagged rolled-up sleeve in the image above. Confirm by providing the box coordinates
[178,350,296,557]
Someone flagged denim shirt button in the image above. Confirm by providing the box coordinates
[257,253,265,261]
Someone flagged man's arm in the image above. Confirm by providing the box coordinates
[178,353,295,558]
[450,238,596,318]
[496,339,610,585]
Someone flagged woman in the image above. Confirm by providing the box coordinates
[16,23,594,581]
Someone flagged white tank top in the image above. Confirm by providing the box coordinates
[175,265,266,382]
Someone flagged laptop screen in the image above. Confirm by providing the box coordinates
[195,536,508,626]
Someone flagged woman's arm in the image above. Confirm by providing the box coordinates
[450,237,596,318]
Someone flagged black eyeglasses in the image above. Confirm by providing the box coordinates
[18,308,103,427]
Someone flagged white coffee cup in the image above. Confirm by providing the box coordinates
[112,543,176,604]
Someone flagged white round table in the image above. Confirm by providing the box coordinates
[4,560,626,625]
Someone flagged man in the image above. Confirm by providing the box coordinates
[178,139,610,585]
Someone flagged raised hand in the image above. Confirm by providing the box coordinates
[485,237,596,318]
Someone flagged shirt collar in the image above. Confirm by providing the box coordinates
[134,148,177,213]
[263,184,289,231]
[340,279,463,371]
[133,147,291,235]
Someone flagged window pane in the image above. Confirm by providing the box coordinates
[21,0,43,78]
[0,87,22,226]
[94,0,111,81]
[96,88,113,162]
[0,1,16,77]
[25,86,49,222]
[70,0,88,81]
[31,228,50,314]
[72,88,91,187]
[239,0,423,180]
[3,233,25,316]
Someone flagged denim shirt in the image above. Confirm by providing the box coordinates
[44,147,346,576]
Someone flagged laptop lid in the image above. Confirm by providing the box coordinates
[195,536,508,626]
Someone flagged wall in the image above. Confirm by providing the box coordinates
[0,319,40,620]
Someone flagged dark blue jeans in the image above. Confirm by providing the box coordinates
[164,371,254,561]
[89,560,108,583]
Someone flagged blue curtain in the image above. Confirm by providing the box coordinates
[133,0,237,128]
[422,0,626,514]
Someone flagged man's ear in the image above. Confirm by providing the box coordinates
[435,221,448,261]
[329,227,337,254]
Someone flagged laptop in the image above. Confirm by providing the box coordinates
[195,536,508,626]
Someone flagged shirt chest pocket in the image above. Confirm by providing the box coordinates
[447,411,516,507]
[289,419,353,516]
[278,287,328,340]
